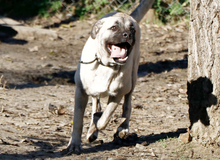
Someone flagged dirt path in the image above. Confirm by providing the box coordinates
[0,19,219,159]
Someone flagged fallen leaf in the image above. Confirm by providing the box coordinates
[57,105,66,115]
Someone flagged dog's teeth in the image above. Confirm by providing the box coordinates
[118,56,128,62]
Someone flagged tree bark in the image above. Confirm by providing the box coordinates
[188,0,220,145]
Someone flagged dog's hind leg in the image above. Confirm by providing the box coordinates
[116,92,132,138]
[86,97,102,142]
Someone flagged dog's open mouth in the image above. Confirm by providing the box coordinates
[107,42,131,63]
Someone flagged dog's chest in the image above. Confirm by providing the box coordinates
[82,66,131,97]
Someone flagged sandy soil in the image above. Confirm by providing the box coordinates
[0,18,219,160]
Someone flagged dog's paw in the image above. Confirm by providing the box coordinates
[63,143,82,155]
[87,123,99,143]
[113,131,138,145]
[117,128,129,139]
[113,128,129,145]
[87,130,98,143]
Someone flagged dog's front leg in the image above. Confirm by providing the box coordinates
[95,95,123,130]
[86,97,102,142]
[116,92,132,138]
[67,87,88,154]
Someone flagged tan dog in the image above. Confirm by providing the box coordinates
[66,0,154,154]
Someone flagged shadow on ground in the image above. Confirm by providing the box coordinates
[0,25,28,44]
[1,69,76,89]
[0,128,187,159]
[2,58,188,89]
[82,128,187,154]
[138,58,188,77]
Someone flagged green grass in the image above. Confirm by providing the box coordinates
[153,0,190,24]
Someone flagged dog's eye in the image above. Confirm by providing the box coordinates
[111,26,118,31]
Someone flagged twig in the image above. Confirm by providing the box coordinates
[1,104,4,113]
[1,139,19,146]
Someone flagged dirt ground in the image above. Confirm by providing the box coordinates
[0,17,219,160]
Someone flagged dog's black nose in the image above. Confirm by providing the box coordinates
[123,32,128,38]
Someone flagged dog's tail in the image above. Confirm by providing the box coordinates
[130,0,155,23]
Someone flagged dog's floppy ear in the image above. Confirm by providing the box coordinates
[91,19,104,39]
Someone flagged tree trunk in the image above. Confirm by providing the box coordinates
[188,0,220,145]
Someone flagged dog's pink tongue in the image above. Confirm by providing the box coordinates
[110,45,126,58]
